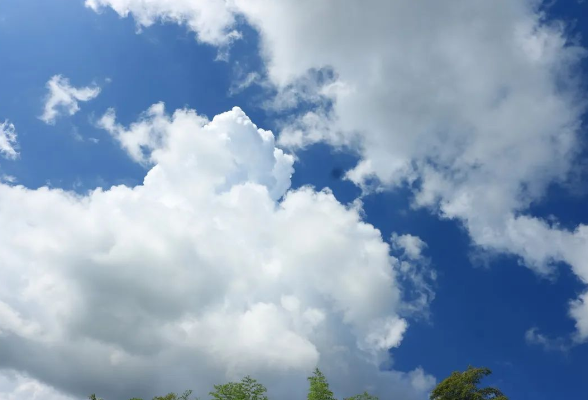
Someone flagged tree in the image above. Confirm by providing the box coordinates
[209,376,268,400]
[153,390,194,400]
[307,368,336,400]
[430,366,508,400]
[344,391,379,400]
[90,366,508,400]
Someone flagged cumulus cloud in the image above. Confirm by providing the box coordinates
[231,0,588,341]
[0,373,75,400]
[40,75,101,125]
[0,104,433,400]
[233,0,588,264]
[239,0,588,341]
[0,119,18,159]
[87,0,588,340]
[85,0,240,48]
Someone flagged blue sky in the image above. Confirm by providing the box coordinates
[1,1,588,399]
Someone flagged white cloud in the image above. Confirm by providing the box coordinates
[391,234,428,261]
[390,233,435,318]
[96,104,294,202]
[0,372,75,400]
[40,75,101,125]
[0,120,18,159]
[229,71,261,96]
[524,327,569,353]
[0,105,434,400]
[86,2,588,333]
[225,0,588,342]
[570,292,588,341]
[85,0,240,47]
[0,175,17,184]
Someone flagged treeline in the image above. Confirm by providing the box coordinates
[89,365,507,400]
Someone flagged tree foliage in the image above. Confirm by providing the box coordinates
[430,366,508,400]
[344,391,379,400]
[153,390,195,400]
[209,375,269,400]
[88,365,508,400]
[307,368,336,400]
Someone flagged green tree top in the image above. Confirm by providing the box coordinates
[209,375,268,400]
[430,366,508,400]
[152,390,194,400]
[344,391,379,400]
[307,368,336,400]
[89,365,509,400]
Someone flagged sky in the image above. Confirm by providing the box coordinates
[0,0,587,399]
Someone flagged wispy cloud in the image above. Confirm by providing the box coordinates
[525,327,571,353]
[40,75,101,125]
[0,120,18,159]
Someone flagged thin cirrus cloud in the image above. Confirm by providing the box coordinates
[86,0,588,343]
[39,75,101,125]
[0,104,434,400]
[525,327,570,353]
[0,119,18,159]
